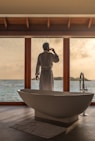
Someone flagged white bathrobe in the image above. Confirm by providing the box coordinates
[35,51,59,90]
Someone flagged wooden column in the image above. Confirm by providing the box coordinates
[63,38,70,91]
[24,38,31,88]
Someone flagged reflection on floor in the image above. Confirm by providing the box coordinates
[0,105,95,141]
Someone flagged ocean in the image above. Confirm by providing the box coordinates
[0,80,95,102]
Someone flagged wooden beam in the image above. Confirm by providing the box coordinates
[63,38,70,91]
[3,18,8,29]
[1,24,95,33]
[67,18,71,29]
[1,30,95,37]
[25,38,31,89]
[47,18,50,29]
[88,18,92,29]
[26,18,29,29]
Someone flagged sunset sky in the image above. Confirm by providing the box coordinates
[70,38,95,80]
[0,38,95,80]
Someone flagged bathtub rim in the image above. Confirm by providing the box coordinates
[17,89,94,97]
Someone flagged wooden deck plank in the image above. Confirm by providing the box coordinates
[0,106,95,141]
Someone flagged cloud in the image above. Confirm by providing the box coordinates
[70,39,91,60]
[53,38,62,44]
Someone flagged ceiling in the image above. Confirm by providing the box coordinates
[0,0,95,37]
[0,0,95,15]
[0,17,95,37]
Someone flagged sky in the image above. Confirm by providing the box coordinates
[0,38,95,80]
[70,38,95,80]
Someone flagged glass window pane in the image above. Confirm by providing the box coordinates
[70,38,95,102]
[0,38,24,102]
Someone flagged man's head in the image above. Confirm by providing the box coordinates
[43,42,49,51]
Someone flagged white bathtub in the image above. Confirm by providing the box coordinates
[18,89,94,118]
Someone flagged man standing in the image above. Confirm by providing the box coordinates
[35,42,59,90]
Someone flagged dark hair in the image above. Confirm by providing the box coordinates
[43,42,49,50]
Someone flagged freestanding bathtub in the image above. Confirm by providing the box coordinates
[18,89,94,126]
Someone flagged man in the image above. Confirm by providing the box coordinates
[35,42,59,90]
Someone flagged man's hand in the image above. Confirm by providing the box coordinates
[36,75,39,80]
[51,48,56,54]
[51,48,55,53]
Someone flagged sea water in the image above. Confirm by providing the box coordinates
[0,80,95,102]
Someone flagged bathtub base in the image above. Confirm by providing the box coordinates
[35,111,78,127]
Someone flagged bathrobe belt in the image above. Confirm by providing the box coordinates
[41,66,52,70]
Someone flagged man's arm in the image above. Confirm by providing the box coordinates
[35,55,40,79]
[51,48,59,62]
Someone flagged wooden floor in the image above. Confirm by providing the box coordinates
[0,105,95,141]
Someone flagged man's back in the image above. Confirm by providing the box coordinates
[38,51,53,69]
